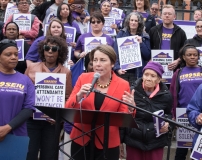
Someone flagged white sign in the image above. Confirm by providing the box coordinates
[84,37,106,53]
[190,128,202,160]
[117,36,142,70]
[109,7,123,20]
[13,14,32,31]
[152,110,165,137]
[4,3,19,23]
[176,108,196,148]
[152,50,173,84]
[102,17,116,36]
[34,73,66,120]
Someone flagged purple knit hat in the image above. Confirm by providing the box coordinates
[143,61,164,78]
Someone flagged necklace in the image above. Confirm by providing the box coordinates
[97,79,112,88]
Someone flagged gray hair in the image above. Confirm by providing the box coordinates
[123,12,144,35]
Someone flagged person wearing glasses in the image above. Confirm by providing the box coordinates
[25,36,72,160]
[170,44,202,160]
[3,0,41,45]
[25,18,66,67]
[149,4,187,71]
[133,0,156,33]
[109,0,125,29]
[185,18,202,47]
[150,3,160,23]
[113,12,151,86]
[0,39,35,145]
[4,22,30,74]
[74,11,114,60]
[32,0,63,26]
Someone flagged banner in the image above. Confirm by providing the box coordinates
[34,73,66,120]
[117,36,142,70]
[84,37,106,53]
[16,39,24,61]
[176,108,196,148]
[4,3,19,23]
[13,14,32,31]
[190,128,202,160]
[151,50,173,84]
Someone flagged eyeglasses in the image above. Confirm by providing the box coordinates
[195,25,202,29]
[110,3,117,5]
[0,39,17,45]
[151,8,158,11]
[18,1,30,5]
[91,20,102,24]
[43,45,59,52]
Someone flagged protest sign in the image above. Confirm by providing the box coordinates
[152,110,165,137]
[190,128,202,160]
[197,47,202,66]
[4,3,19,23]
[102,17,116,36]
[34,73,66,120]
[109,7,123,20]
[176,108,196,148]
[151,50,173,84]
[84,37,106,53]
[13,14,32,31]
[16,39,24,61]
[117,36,142,70]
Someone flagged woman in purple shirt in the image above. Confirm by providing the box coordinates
[57,3,81,42]
[74,11,114,60]
[0,39,35,141]
[170,44,202,160]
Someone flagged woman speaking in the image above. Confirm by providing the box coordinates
[66,44,134,160]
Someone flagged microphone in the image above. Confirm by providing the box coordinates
[86,72,100,97]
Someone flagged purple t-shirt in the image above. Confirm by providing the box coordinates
[161,26,173,49]
[178,67,202,108]
[137,12,149,21]
[0,71,35,136]
[75,32,114,52]
[25,36,45,62]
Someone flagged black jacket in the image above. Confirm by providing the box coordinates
[121,78,172,151]
[185,35,202,47]
[145,15,156,33]
[32,0,55,22]
[149,23,187,60]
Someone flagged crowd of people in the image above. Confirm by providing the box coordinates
[0,0,202,160]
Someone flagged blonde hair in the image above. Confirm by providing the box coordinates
[162,4,175,14]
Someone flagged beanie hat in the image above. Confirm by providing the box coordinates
[0,39,18,54]
[143,61,164,78]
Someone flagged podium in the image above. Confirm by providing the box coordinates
[37,106,138,160]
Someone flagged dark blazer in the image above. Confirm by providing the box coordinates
[65,72,130,149]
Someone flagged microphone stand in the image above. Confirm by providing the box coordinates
[92,88,202,135]
[93,89,201,160]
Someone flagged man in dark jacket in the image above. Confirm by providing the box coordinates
[149,4,187,71]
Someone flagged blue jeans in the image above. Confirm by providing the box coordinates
[26,118,57,160]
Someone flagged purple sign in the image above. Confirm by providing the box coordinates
[16,39,24,61]
[64,26,76,44]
